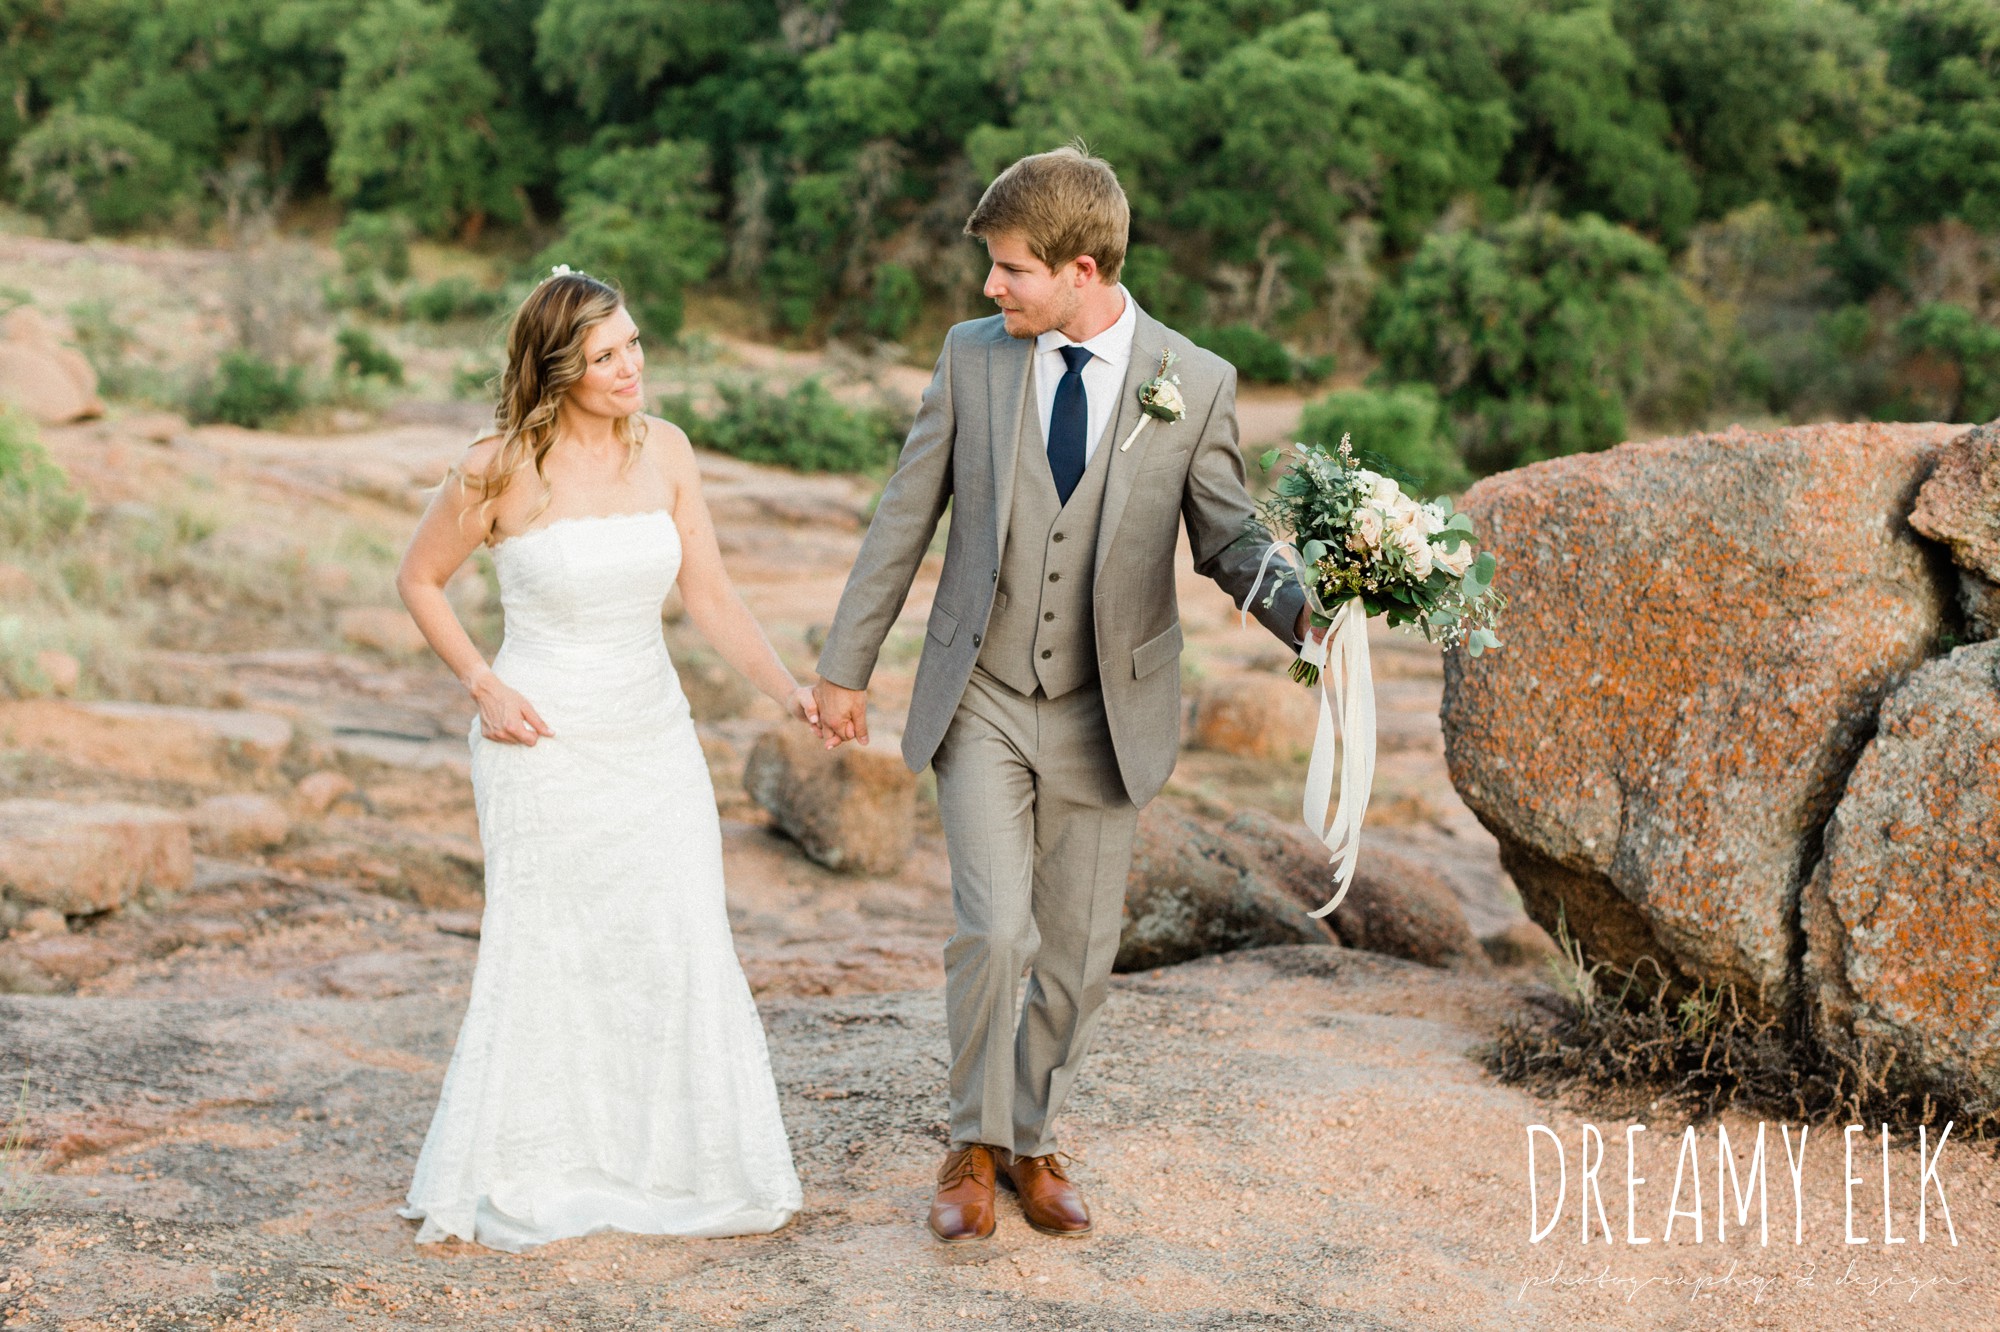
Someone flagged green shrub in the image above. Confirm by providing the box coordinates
[334,327,405,385]
[664,378,904,473]
[1296,384,1470,495]
[335,210,414,282]
[8,108,178,238]
[0,410,86,545]
[452,360,498,401]
[403,277,503,323]
[1896,303,2000,423]
[1193,323,1296,384]
[864,263,923,342]
[194,353,305,428]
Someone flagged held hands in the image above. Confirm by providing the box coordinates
[468,668,554,746]
[812,678,869,751]
[1296,604,1329,649]
[785,684,822,738]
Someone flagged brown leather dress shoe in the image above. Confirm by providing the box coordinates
[928,1144,998,1243]
[997,1150,1092,1236]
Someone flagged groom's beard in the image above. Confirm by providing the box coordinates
[1001,286,1083,340]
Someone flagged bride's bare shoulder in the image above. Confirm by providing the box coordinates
[450,433,510,490]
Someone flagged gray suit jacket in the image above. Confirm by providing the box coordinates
[816,302,1306,806]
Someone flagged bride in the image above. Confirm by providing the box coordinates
[392,268,814,1250]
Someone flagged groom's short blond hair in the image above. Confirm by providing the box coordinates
[964,142,1129,285]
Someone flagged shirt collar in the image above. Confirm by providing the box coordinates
[1035,284,1136,369]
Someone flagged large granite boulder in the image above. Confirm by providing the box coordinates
[1910,419,2000,639]
[1441,423,1959,1013]
[1802,641,2000,1103]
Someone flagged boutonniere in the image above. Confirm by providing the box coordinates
[1118,349,1185,451]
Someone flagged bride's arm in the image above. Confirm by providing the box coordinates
[396,442,553,744]
[660,422,821,730]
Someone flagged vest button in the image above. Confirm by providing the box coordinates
[1048,572,1060,582]
[1052,532,1066,542]
[1043,611,1055,622]
[972,634,982,647]
[1040,649,1052,659]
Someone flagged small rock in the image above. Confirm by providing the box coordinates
[743,726,916,874]
[1910,419,2000,584]
[15,906,67,937]
[1224,809,1487,970]
[337,606,428,657]
[0,307,103,424]
[1118,803,1335,972]
[32,648,79,696]
[1481,918,1562,969]
[78,701,294,766]
[308,562,353,597]
[294,770,358,817]
[122,411,190,444]
[0,799,193,914]
[191,793,292,854]
[10,932,124,987]
[1189,675,1314,761]
[0,699,296,784]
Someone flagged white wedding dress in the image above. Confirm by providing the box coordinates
[398,510,802,1251]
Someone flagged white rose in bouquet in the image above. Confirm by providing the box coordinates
[1435,536,1476,578]
[1393,523,1435,578]
[1348,505,1385,553]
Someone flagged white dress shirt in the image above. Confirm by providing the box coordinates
[1032,284,1137,465]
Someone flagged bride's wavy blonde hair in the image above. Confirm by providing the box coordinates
[461,269,647,532]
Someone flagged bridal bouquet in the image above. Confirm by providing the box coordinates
[1242,433,1505,918]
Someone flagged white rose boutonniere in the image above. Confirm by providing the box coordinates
[1118,349,1186,451]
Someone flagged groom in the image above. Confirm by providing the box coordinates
[813,145,1309,1242]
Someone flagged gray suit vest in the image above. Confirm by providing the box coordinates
[976,424,1112,698]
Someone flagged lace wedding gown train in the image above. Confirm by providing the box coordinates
[398,510,802,1252]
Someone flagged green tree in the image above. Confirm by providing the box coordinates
[1371,211,1697,473]
[542,140,725,340]
[535,0,774,119]
[1180,12,1457,312]
[1896,303,2000,423]
[326,0,519,235]
[1513,3,1698,245]
[1846,0,2000,255]
[9,107,178,236]
[1297,384,1470,494]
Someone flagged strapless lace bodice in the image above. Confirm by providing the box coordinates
[486,510,685,735]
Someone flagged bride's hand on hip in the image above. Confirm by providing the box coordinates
[469,669,554,746]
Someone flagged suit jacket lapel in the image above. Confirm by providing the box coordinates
[989,327,1032,572]
[1094,307,1164,582]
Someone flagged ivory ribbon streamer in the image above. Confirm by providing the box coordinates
[1239,547,1376,917]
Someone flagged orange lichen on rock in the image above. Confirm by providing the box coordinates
[1802,639,2000,1102]
[1439,422,1961,1013]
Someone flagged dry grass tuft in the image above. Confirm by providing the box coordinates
[1487,909,2000,1139]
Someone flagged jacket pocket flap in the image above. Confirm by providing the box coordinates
[1131,621,1183,679]
[927,604,959,646]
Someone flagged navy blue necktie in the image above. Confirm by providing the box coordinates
[1047,344,1092,504]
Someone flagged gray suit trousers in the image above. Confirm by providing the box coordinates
[931,665,1137,1158]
